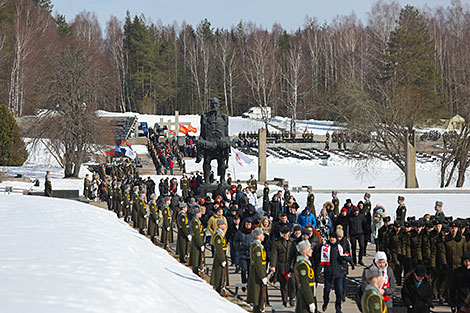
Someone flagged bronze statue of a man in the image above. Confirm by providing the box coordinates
[196,98,231,184]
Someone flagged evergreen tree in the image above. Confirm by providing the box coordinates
[32,0,53,13]
[55,14,71,36]
[0,104,27,166]
[381,5,442,128]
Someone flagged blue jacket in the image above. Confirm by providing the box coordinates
[297,209,317,229]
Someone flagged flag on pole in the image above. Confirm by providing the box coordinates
[104,150,115,157]
[115,145,120,152]
[187,124,197,133]
[120,140,132,147]
[169,130,177,137]
[231,147,254,166]
[179,124,188,134]
[120,145,136,160]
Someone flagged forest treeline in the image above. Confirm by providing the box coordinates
[0,0,469,122]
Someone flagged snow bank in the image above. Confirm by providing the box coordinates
[0,194,246,313]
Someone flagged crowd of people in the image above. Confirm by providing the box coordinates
[148,137,186,175]
[84,161,470,313]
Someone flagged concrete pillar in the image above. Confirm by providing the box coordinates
[405,130,417,188]
[258,128,267,183]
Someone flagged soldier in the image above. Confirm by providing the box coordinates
[439,221,466,302]
[177,203,191,263]
[189,205,205,276]
[262,182,270,216]
[247,228,268,313]
[361,268,387,313]
[395,196,406,222]
[44,171,52,197]
[331,191,339,217]
[210,219,228,295]
[161,197,172,250]
[363,193,372,254]
[113,181,122,217]
[294,240,317,313]
[137,190,147,234]
[376,216,391,252]
[283,184,290,206]
[249,174,257,191]
[271,226,295,307]
[386,221,403,285]
[107,180,114,211]
[131,186,139,228]
[306,187,316,217]
[435,201,445,218]
[83,174,91,199]
[180,175,189,200]
[148,194,158,244]
[123,185,131,222]
[400,222,413,277]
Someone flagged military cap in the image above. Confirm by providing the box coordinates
[252,227,263,237]
[179,202,188,209]
[163,196,171,202]
[133,186,139,191]
[398,196,405,201]
[364,192,371,198]
[332,190,337,194]
[383,216,391,223]
[189,197,196,203]
[450,221,459,228]
[394,220,402,227]
[150,193,156,199]
[404,222,411,228]
[216,219,226,226]
[192,205,201,214]
[365,268,380,280]
[296,240,311,253]
[435,201,443,207]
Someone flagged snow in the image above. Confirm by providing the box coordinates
[0,194,246,313]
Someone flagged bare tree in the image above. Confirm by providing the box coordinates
[8,0,51,116]
[71,10,103,49]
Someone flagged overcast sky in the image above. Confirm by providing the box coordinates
[53,0,468,31]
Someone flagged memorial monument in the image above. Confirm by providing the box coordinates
[196,98,231,191]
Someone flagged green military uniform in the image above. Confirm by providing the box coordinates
[189,217,204,275]
[439,231,466,301]
[247,240,267,310]
[137,197,147,231]
[83,178,90,198]
[409,229,422,267]
[161,204,172,249]
[307,192,316,217]
[294,255,317,313]
[113,187,122,217]
[180,178,189,199]
[210,229,228,293]
[385,227,402,283]
[395,204,406,222]
[107,184,114,211]
[148,200,158,239]
[434,230,447,301]
[262,186,270,215]
[332,196,339,217]
[177,211,190,263]
[271,237,295,305]
[361,285,387,313]
[435,210,445,218]
[250,178,258,190]
[376,224,389,252]
[131,191,139,228]
[283,188,291,205]
[399,228,412,277]
[44,179,53,197]
[123,190,131,222]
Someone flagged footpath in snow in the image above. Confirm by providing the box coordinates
[0,194,246,313]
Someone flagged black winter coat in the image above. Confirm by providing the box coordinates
[335,214,350,238]
[450,266,470,309]
[322,242,353,280]
[401,275,433,313]
[348,212,368,236]
[233,225,253,259]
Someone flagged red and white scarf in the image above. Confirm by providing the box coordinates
[320,243,350,265]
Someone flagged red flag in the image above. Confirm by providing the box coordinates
[169,130,177,137]
[179,124,188,134]
[104,150,115,157]
[187,124,197,133]
[120,140,132,146]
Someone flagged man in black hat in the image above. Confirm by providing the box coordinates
[376,216,391,252]
[450,251,470,313]
[396,196,406,222]
[401,264,433,313]
[262,181,270,215]
[348,206,367,266]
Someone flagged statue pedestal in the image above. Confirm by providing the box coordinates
[198,183,231,197]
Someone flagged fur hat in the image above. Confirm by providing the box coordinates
[216,218,226,226]
[296,240,311,253]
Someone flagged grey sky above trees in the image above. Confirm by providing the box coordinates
[53,0,467,31]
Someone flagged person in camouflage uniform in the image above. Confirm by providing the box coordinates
[247,227,268,313]
[177,203,191,263]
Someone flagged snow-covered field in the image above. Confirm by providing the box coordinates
[0,194,246,313]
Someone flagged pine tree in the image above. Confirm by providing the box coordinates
[381,5,442,128]
[32,0,53,13]
[55,14,72,36]
[0,104,27,166]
